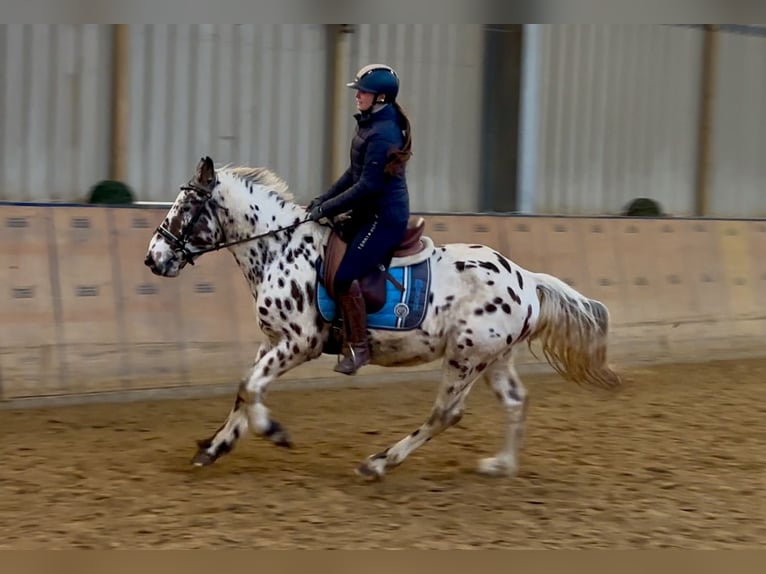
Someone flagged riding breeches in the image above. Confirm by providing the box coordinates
[333,215,408,296]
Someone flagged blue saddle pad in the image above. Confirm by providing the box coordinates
[316,259,431,330]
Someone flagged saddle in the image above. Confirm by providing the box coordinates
[321,216,429,313]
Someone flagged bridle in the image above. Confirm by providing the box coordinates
[154,180,313,266]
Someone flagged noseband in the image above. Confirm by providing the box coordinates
[154,181,222,266]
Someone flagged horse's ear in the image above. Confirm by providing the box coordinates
[195,156,216,188]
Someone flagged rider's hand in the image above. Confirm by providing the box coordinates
[308,203,324,222]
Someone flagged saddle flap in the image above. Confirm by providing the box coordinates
[322,230,348,301]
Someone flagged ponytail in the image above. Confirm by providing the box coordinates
[384,102,413,176]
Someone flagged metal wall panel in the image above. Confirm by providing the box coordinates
[337,25,485,213]
[533,25,704,216]
[710,30,766,217]
[0,25,112,202]
[126,24,328,203]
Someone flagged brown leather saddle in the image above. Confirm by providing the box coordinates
[321,216,427,313]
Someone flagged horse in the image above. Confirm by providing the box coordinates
[144,156,621,480]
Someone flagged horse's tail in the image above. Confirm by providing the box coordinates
[528,272,621,390]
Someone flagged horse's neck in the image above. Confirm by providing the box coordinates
[223,186,304,237]
[220,187,330,289]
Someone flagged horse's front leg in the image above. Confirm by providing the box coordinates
[191,337,312,466]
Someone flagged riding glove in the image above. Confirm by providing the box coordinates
[308,204,324,222]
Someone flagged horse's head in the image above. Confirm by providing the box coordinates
[144,156,224,277]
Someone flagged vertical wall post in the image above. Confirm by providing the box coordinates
[110,24,129,183]
[323,24,354,190]
[694,24,718,217]
[516,24,542,214]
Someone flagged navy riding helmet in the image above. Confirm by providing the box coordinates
[346,64,400,103]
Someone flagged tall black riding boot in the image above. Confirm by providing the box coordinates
[334,280,371,375]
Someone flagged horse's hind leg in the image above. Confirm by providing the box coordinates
[356,352,490,480]
[478,352,528,477]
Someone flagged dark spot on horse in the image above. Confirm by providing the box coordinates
[303,235,314,244]
[292,343,300,355]
[284,299,292,312]
[447,385,455,394]
[277,350,285,361]
[445,295,455,302]
[502,303,511,314]
[278,278,285,288]
[519,304,533,339]
[290,280,304,313]
[476,362,487,372]
[478,261,500,274]
[507,286,522,305]
[411,429,420,438]
[474,308,484,316]
[487,280,495,286]
[264,297,272,307]
[448,359,460,369]
[213,440,233,458]
[371,449,389,461]
[258,306,269,316]
[310,336,318,348]
[484,303,497,313]
[290,322,302,336]
[455,261,466,272]
[493,297,503,305]
[305,281,315,303]
[494,252,512,273]
[506,334,513,344]
[428,292,434,304]
[465,338,473,347]
[516,270,524,289]
[262,365,271,376]
[275,298,283,310]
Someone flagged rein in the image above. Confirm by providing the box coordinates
[192,218,312,257]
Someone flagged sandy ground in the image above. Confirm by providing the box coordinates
[1,358,765,549]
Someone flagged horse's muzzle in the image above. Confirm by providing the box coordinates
[144,253,162,275]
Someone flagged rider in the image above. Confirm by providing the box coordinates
[308,63,413,375]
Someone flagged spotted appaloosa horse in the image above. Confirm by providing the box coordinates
[144,156,621,480]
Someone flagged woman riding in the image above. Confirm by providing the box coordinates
[307,63,413,375]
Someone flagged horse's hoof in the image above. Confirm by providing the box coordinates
[477,456,517,478]
[191,451,216,467]
[265,421,293,448]
[273,436,294,449]
[355,459,385,481]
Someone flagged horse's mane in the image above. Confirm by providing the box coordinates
[220,165,294,203]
